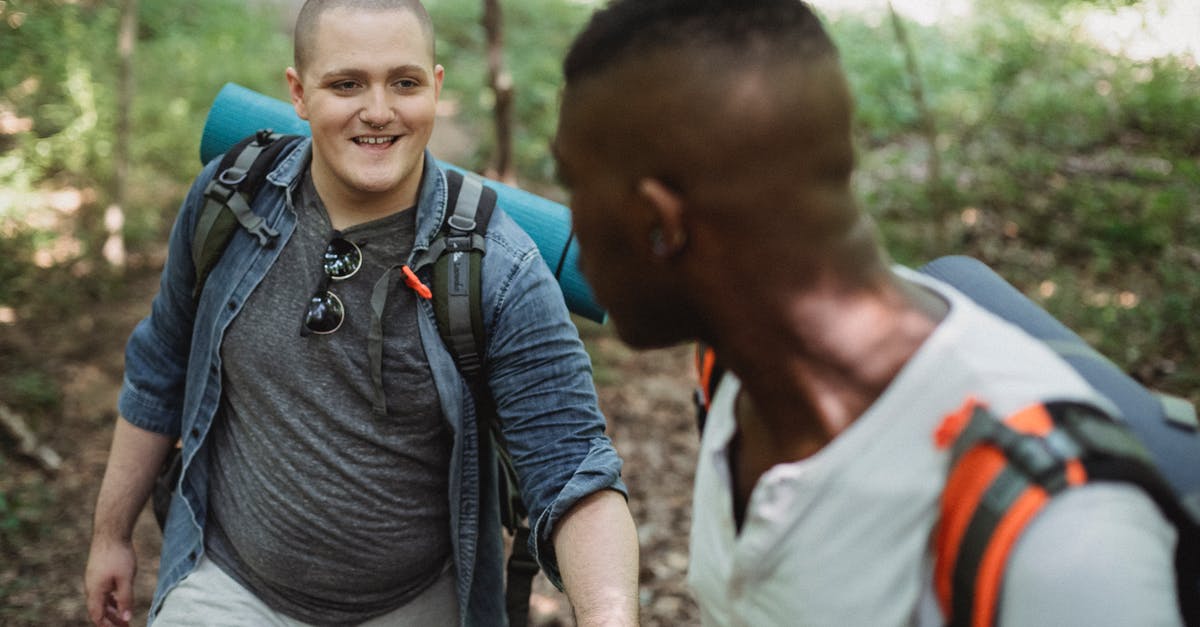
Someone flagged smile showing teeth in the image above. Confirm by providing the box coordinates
[356,136,396,145]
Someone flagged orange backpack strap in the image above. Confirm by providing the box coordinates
[936,398,1200,627]
[933,399,1091,627]
[696,344,719,407]
[693,343,723,436]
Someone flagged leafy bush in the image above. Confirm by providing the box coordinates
[826,1,1200,402]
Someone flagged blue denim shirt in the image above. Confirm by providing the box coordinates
[118,138,626,625]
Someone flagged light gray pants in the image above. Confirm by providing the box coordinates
[153,555,459,626]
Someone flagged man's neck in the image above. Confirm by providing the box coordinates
[719,271,947,457]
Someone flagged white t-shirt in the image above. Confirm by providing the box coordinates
[687,268,1181,627]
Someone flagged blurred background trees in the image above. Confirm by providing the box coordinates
[2,0,1197,467]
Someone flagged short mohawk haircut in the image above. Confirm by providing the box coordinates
[563,0,837,84]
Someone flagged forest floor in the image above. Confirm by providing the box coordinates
[0,256,704,626]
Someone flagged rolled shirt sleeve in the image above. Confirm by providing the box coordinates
[480,220,627,587]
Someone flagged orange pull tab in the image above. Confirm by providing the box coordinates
[401,265,432,300]
[934,396,983,449]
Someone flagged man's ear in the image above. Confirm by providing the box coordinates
[433,64,445,100]
[285,67,309,121]
[637,177,688,259]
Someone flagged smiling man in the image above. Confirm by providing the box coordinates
[84,1,638,625]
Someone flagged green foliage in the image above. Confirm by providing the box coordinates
[1,0,291,211]
[0,227,36,304]
[0,1,119,187]
[0,455,53,554]
[428,0,592,180]
[831,0,1200,401]
[132,0,293,182]
[1117,58,1200,154]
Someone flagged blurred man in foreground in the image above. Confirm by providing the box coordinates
[553,1,1181,625]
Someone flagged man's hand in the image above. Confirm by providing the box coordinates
[84,418,173,627]
[85,537,136,627]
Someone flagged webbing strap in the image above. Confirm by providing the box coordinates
[433,170,494,381]
[1158,392,1200,431]
[190,132,289,301]
[934,401,1089,627]
[693,344,723,436]
[506,525,539,627]
[443,172,486,377]
[367,269,392,416]
[450,171,483,232]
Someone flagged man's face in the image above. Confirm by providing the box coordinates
[287,7,442,205]
[555,85,677,349]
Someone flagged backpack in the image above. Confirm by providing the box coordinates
[693,255,1200,626]
[153,130,538,627]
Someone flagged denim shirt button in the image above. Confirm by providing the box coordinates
[188,551,196,561]
[227,300,237,311]
[190,427,200,439]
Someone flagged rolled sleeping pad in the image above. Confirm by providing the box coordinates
[919,255,1200,524]
[200,82,605,323]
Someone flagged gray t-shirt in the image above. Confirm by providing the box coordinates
[206,171,453,625]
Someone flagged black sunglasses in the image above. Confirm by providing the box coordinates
[301,232,363,335]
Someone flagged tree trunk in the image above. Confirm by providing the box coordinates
[482,0,516,184]
[887,1,941,189]
[105,0,138,269]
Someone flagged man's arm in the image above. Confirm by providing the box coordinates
[85,418,174,627]
[553,489,640,627]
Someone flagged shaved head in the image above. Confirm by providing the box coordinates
[556,0,887,336]
[560,0,857,233]
[293,0,435,73]
[563,0,838,85]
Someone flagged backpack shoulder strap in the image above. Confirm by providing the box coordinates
[429,169,539,627]
[191,130,299,301]
[432,168,496,379]
[933,398,1200,627]
[918,255,1200,523]
[692,343,723,437]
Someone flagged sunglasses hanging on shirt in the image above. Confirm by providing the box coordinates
[301,231,363,336]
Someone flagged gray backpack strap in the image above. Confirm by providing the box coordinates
[433,170,539,627]
[190,131,294,301]
[434,170,491,378]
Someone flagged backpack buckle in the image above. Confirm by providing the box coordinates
[1004,432,1072,492]
[447,214,476,233]
[445,234,474,253]
[217,167,248,187]
[254,128,276,145]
